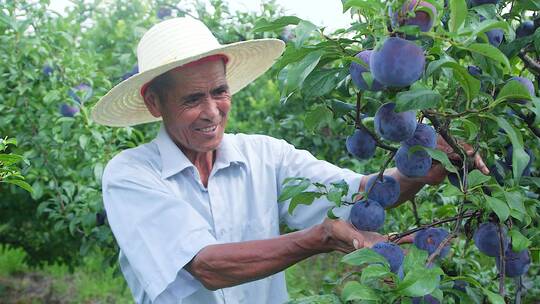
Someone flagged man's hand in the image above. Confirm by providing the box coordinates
[319,218,414,253]
[421,135,490,186]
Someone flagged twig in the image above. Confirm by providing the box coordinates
[518,51,540,76]
[515,276,523,304]
[508,105,540,139]
[498,223,506,296]
[390,210,481,242]
[354,93,398,152]
[411,197,421,226]
[426,204,467,267]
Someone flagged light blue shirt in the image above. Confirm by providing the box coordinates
[102,125,364,304]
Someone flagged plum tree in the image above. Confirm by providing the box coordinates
[473,222,509,257]
[470,0,499,6]
[346,128,377,160]
[374,103,417,142]
[486,29,504,47]
[516,21,535,38]
[42,64,53,76]
[414,227,450,257]
[391,0,437,32]
[59,103,80,117]
[412,295,440,304]
[365,174,401,208]
[508,77,535,104]
[350,199,385,232]
[496,247,531,277]
[349,51,384,91]
[370,37,425,87]
[371,242,404,274]
[68,83,93,105]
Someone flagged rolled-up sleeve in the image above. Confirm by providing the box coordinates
[102,156,218,302]
[274,139,364,230]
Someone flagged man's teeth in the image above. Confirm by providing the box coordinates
[197,125,217,132]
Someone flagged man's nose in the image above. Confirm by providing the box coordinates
[200,98,220,119]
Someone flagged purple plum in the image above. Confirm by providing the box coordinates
[395,145,432,177]
[374,103,417,142]
[470,0,499,6]
[157,7,172,19]
[42,64,54,76]
[508,77,534,104]
[372,242,405,274]
[496,247,531,277]
[346,128,377,160]
[414,227,450,258]
[350,51,384,91]
[516,21,535,38]
[350,199,385,232]
[402,123,437,149]
[370,37,425,87]
[365,175,401,208]
[59,103,80,117]
[392,0,437,32]
[473,222,509,257]
[68,83,93,104]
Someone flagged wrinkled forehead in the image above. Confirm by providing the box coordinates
[141,54,228,97]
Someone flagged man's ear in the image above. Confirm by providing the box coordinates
[143,89,162,118]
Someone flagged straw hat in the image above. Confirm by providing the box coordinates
[91,17,285,127]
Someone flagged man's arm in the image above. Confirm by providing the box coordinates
[185,218,409,290]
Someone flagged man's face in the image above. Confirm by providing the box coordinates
[146,60,231,155]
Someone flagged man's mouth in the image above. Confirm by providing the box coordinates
[195,125,218,133]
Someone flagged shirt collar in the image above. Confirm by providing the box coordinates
[154,124,247,179]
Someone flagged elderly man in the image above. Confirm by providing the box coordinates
[92,17,488,304]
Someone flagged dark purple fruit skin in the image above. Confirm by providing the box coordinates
[470,0,499,6]
[350,199,385,232]
[489,160,507,185]
[447,171,463,188]
[350,51,384,91]
[453,280,468,292]
[496,247,531,277]
[59,103,80,117]
[372,242,404,273]
[157,7,172,19]
[42,64,53,76]
[365,175,401,208]
[473,222,509,257]
[486,29,504,47]
[414,227,450,257]
[516,21,535,38]
[346,128,377,160]
[370,37,425,88]
[402,123,437,149]
[395,145,432,177]
[412,295,440,304]
[374,103,417,142]
[508,77,534,104]
[467,65,482,77]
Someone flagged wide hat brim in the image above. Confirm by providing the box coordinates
[91,39,285,127]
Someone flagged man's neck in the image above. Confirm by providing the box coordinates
[183,148,215,187]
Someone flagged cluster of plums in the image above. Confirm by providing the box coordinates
[473,222,531,277]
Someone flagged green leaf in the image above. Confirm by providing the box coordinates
[403,245,429,274]
[342,0,384,13]
[467,169,491,188]
[395,89,442,112]
[305,105,333,132]
[330,100,355,117]
[286,50,323,94]
[492,116,529,183]
[279,178,311,202]
[289,191,323,214]
[461,43,511,72]
[252,16,302,33]
[285,294,342,304]
[425,58,480,102]
[342,248,389,267]
[485,196,510,222]
[410,146,458,173]
[4,179,33,193]
[509,229,531,252]
[303,68,347,98]
[482,288,505,304]
[360,263,392,283]
[495,80,532,104]
[528,97,540,125]
[396,267,443,297]
[504,191,526,217]
[449,0,467,33]
[341,281,381,301]
[294,20,317,48]
[327,208,339,219]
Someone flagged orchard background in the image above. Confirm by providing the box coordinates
[0,0,539,303]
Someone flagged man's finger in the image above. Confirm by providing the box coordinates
[391,233,415,244]
[475,153,490,175]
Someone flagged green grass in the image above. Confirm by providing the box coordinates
[0,243,345,303]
